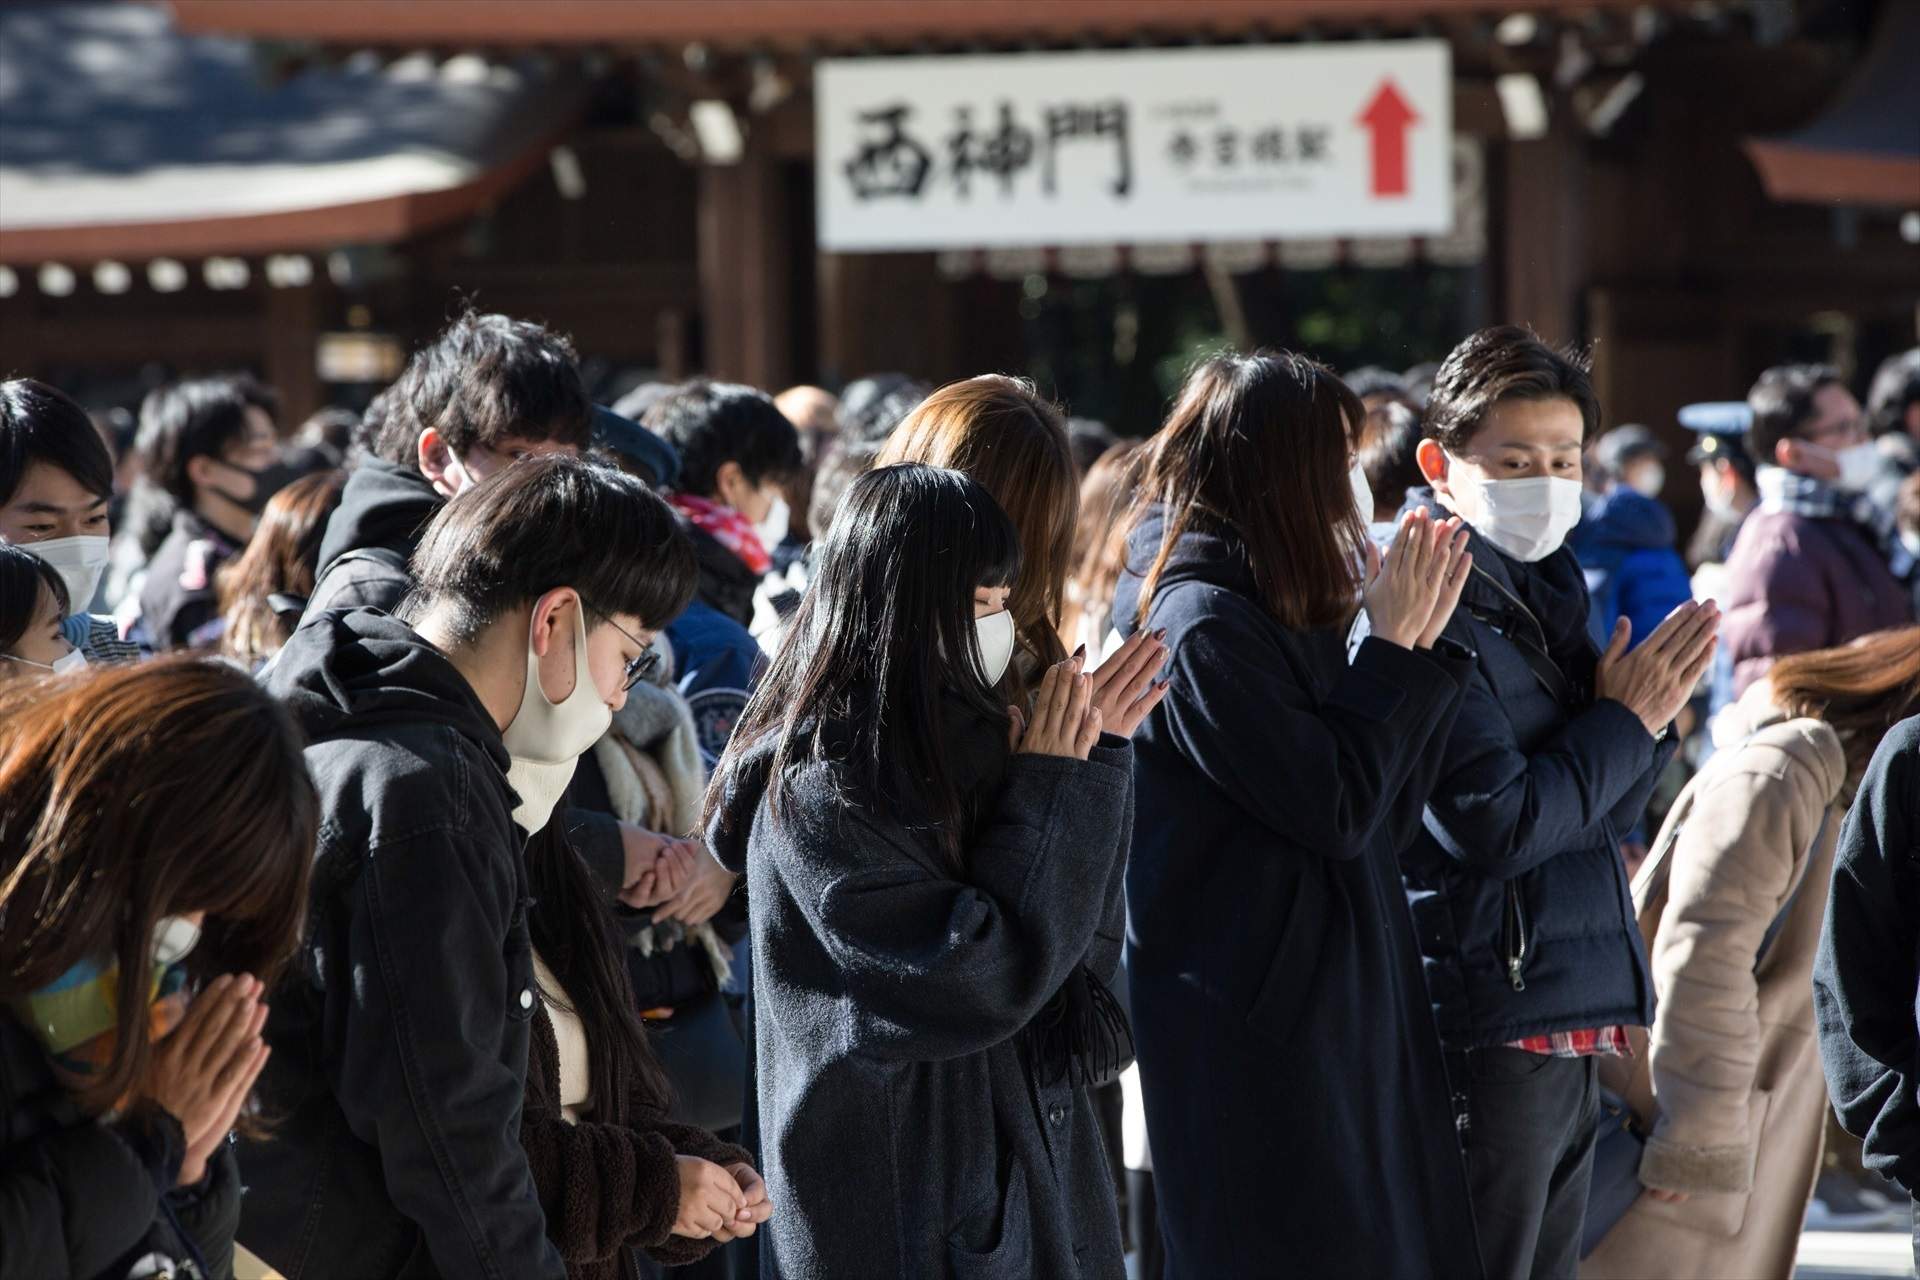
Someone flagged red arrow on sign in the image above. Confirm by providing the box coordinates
[1358,78,1420,197]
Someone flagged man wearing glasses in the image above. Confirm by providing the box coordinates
[241,456,699,1279]
[1721,363,1915,699]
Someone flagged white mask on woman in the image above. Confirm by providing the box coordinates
[1448,468,1585,563]
[2,646,86,675]
[973,609,1016,687]
[502,604,613,833]
[151,915,202,967]
[1348,458,1375,524]
[25,535,110,614]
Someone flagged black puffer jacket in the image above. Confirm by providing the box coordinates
[239,609,565,1279]
[0,1014,241,1280]
[1398,489,1676,1049]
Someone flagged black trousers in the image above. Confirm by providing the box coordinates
[1460,1047,1599,1280]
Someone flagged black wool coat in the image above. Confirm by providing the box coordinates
[708,708,1134,1279]
[1113,508,1485,1280]
[1815,713,1920,1199]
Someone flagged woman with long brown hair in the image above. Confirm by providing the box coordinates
[0,659,316,1280]
[1586,624,1920,1280]
[217,468,345,668]
[877,375,1169,751]
[1116,350,1478,1277]
[1062,440,1145,659]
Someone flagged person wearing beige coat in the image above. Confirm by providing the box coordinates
[1584,690,1846,1280]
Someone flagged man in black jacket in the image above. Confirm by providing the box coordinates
[241,455,695,1278]
[1398,326,1719,1280]
[302,312,693,922]
[305,312,590,617]
[1815,713,1920,1269]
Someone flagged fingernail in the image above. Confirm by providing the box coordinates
[1154,628,1168,641]
[1073,644,1086,658]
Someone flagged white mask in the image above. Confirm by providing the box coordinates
[1700,470,1740,520]
[1625,462,1665,500]
[754,494,791,551]
[973,609,1016,687]
[151,915,202,967]
[26,535,109,614]
[501,603,612,833]
[1448,469,1585,563]
[2,646,87,675]
[1826,442,1882,493]
[1348,458,1375,524]
[1900,529,1920,560]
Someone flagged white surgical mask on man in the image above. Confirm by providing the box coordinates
[973,609,1016,687]
[1825,441,1882,494]
[754,494,791,551]
[1447,465,1585,563]
[1625,462,1665,500]
[501,605,613,833]
[24,535,109,614]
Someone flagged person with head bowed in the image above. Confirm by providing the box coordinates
[1116,350,1478,1278]
[1398,326,1718,1279]
[1,659,317,1280]
[238,455,727,1278]
[1586,626,1920,1277]
[216,468,346,671]
[0,378,138,664]
[705,462,1162,1278]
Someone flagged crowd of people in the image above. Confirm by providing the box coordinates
[1,313,1918,1280]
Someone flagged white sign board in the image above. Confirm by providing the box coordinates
[817,42,1451,253]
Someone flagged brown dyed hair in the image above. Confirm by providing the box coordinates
[1063,441,1146,650]
[1131,350,1366,632]
[0,659,316,1114]
[1424,324,1601,455]
[1769,625,1920,781]
[218,469,346,665]
[876,375,1075,686]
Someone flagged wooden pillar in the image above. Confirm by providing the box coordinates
[1501,104,1588,345]
[264,281,324,425]
[697,141,791,389]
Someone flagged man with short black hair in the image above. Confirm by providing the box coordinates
[1721,363,1912,698]
[134,375,305,649]
[0,377,137,662]
[243,455,697,1279]
[306,311,593,617]
[1399,325,1717,1280]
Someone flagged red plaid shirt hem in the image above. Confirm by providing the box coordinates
[1505,1026,1632,1058]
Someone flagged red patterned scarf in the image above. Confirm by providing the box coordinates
[670,493,771,575]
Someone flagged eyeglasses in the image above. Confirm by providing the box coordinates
[600,615,663,692]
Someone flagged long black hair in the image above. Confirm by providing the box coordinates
[704,463,1020,866]
[524,823,674,1113]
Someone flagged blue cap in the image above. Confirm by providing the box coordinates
[591,405,680,490]
[1677,401,1752,437]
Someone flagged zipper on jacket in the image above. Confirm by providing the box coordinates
[1503,881,1529,992]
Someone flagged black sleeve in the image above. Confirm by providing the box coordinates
[1814,718,1920,1194]
[333,828,566,1278]
[1155,601,1473,860]
[0,1108,179,1280]
[1421,664,1664,879]
[164,1139,241,1280]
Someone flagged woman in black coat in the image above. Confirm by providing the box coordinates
[1115,351,1485,1279]
[705,463,1165,1279]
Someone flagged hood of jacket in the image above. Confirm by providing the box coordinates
[313,458,444,584]
[1112,503,1258,638]
[1571,486,1679,556]
[266,607,508,775]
